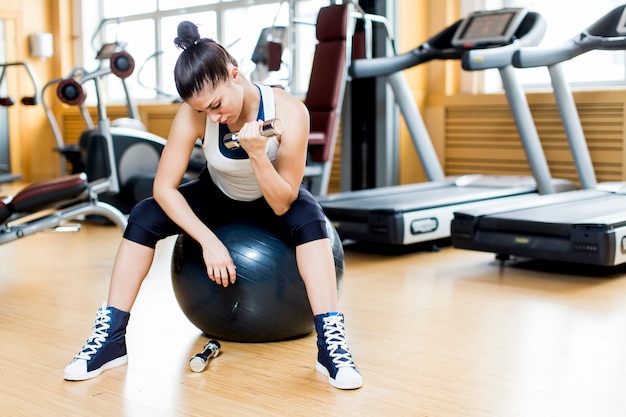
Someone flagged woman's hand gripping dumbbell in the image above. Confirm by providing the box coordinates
[223,118,284,149]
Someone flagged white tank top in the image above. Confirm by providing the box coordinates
[202,84,279,201]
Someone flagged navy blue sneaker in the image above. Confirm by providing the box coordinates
[314,312,363,389]
[64,303,130,381]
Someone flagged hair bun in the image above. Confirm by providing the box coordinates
[174,21,201,50]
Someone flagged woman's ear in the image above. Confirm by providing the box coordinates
[230,66,240,81]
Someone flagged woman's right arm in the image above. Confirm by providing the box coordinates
[153,103,237,286]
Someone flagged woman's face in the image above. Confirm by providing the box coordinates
[187,66,243,125]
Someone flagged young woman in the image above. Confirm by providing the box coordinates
[64,21,362,390]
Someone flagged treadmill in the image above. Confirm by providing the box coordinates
[451,4,626,267]
[317,8,573,246]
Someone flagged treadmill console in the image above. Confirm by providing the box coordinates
[451,8,528,48]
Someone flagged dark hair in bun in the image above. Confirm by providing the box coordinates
[173,20,202,50]
[173,21,238,100]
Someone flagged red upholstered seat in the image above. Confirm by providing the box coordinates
[9,173,88,215]
[305,4,348,169]
[0,200,10,224]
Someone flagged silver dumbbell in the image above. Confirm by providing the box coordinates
[223,118,284,150]
[189,339,221,373]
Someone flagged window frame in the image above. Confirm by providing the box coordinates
[73,0,328,104]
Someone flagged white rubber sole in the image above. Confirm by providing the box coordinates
[64,355,128,381]
[316,361,363,390]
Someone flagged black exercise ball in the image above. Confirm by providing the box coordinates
[171,218,344,343]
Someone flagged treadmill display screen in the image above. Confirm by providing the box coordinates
[451,8,528,48]
[462,13,515,39]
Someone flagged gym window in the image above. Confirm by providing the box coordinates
[74,0,329,104]
[460,0,626,93]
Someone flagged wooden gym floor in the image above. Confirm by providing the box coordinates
[2,211,626,416]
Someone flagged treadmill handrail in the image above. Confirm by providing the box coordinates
[462,12,547,71]
[349,20,464,79]
[514,32,626,68]
[350,48,432,79]
[511,6,626,190]
[351,11,547,78]
[514,5,626,68]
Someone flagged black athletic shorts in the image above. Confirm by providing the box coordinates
[123,169,328,248]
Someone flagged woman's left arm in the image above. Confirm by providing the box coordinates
[239,88,310,215]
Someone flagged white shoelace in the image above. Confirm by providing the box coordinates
[73,304,111,361]
[323,315,355,369]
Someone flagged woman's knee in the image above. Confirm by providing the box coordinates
[124,197,180,247]
[128,198,161,226]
